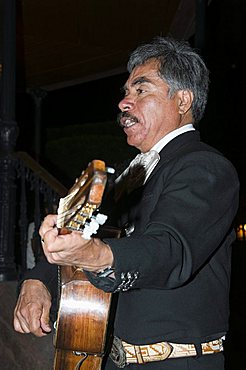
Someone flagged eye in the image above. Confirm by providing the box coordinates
[136,88,145,95]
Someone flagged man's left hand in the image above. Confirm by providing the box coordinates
[39,214,114,272]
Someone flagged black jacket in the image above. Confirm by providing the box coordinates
[24,130,240,345]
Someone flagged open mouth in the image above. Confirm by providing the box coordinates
[117,112,139,128]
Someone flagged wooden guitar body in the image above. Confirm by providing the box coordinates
[54,266,112,370]
[53,160,117,370]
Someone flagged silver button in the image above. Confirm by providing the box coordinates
[124,223,135,237]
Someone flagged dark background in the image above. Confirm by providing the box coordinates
[10,1,246,368]
[15,1,246,193]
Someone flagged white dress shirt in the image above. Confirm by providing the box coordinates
[115,124,195,197]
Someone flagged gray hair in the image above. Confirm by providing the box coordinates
[127,37,209,123]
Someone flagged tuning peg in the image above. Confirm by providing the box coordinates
[95,213,108,225]
[106,167,115,174]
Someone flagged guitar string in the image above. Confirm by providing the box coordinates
[57,203,97,232]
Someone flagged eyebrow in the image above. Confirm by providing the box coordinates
[132,76,152,86]
[122,76,152,92]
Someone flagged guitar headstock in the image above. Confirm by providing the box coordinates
[57,160,110,238]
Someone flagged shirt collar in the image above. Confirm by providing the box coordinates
[151,124,195,154]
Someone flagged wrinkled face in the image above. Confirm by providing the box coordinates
[118,59,188,153]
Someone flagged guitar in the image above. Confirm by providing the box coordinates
[53,160,116,370]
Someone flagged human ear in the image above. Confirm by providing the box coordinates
[177,90,193,115]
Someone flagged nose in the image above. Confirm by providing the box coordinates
[118,96,134,112]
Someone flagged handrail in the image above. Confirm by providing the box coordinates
[15,151,67,197]
[12,151,68,273]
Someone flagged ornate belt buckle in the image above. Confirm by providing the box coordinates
[161,342,173,360]
[109,336,127,368]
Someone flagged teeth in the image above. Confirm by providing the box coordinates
[123,118,136,128]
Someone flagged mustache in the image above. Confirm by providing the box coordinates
[117,112,139,128]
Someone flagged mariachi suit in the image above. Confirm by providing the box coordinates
[86,130,240,369]
[24,130,239,369]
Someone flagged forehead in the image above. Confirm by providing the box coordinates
[125,59,163,88]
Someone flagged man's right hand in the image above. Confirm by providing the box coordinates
[13,279,52,337]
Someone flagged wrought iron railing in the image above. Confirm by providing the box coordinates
[14,151,67,276]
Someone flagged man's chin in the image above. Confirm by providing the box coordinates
[126,135,141,150]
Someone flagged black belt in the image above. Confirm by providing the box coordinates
[109,336,224,368]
